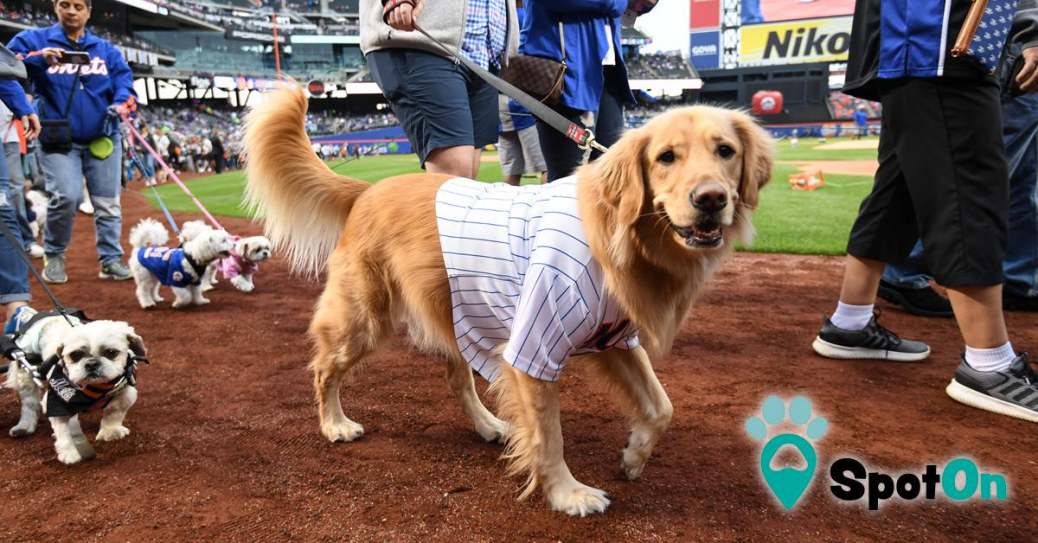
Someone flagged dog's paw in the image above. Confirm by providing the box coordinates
[195,297,211,306]
[56,445,83,465]
[475,416,510,444]
[96,425,130,441]
[321,421,364,443]
[171,300,189,309]
[9,423,37,438]
[547,480,611,517]
[621,447,649,480]
[201,283,215,292]
[231,277,253,292]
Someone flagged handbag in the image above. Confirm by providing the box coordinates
[39,72,80,154]
[500,22,566,106]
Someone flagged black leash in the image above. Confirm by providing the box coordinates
[0,209,77,327]
[411,23,608,154]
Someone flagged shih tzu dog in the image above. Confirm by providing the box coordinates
[129,218,233,309]
[4,307,147,464]
[217,235,272,292]
[25,189,48,240]
[179,220,272,293]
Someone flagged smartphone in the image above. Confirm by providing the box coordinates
[59,51,90,65]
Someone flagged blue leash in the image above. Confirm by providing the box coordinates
[127,142,181,236]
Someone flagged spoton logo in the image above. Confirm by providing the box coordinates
[745,395,1009,511]
[745,395,828,510]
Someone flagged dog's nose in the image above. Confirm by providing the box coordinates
[85,360,101,373]
[691,183,728,213]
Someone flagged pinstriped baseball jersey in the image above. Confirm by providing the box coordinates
[436,176,639,382]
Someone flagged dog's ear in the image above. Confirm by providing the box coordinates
[126,329,147,360]
[594,127,649,227]
[240,239,251,257]
[732,112,773,211]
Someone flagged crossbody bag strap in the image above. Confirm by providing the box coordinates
[60,71,80,119]
[558,22,566,64]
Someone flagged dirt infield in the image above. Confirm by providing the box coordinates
[2,190,1036,542]
[780,159,880,177]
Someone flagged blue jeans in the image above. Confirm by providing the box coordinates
[882,240,931,289]
[41,136,124,263]
[3,142,33,249]
[1001,93,1038,296]
[883,93,1038,293]
[0,146,29,303]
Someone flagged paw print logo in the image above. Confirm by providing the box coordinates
[745,395,828,510]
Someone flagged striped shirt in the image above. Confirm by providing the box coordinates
[436,176,639,382]
[461,0,509,69]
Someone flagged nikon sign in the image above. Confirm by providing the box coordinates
[739,16,852,67]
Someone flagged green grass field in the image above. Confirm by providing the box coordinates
[142,137,877,255]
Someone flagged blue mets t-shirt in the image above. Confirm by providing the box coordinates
[136,246,196,288]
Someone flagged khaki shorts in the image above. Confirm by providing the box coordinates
[498,125,547,176]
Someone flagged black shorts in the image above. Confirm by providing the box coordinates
[846,78,1008,287]
[367,49,498,167]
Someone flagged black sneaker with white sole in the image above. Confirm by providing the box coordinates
[812,314,930,362]
[946,354,1038,423]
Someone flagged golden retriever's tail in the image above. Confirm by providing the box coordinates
[243,83,368,276]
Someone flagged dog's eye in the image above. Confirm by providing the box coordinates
[68,351,86,363]
[657,150,675,164]
[717,144,736,159]
[103,348,121,359]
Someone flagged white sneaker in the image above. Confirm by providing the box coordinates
[78,200,94,215]
[27,243,44,258]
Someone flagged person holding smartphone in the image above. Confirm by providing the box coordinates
[7,0,136,284]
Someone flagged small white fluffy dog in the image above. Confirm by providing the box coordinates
[179,220,272,292]
[25,189,48,239]
[5,309,147,464]
[129,218,233,308]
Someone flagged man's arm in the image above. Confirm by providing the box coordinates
[1008,0,1038,92]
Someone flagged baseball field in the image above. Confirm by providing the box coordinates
[3,138,1036,542]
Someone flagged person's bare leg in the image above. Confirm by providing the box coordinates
[838,255,886,305]
[426,145,477,178]
[539,172,547,184]
[946,286,1009,348]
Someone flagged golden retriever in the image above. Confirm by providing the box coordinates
[243,85,772,516]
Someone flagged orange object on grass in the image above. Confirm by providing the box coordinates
[789,170,825,191]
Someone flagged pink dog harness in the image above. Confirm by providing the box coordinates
[217,249,259,280]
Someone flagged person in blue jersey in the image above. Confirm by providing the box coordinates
[0,76,40,326]
[522,0,637,181]
[812,0,1038,423]
[7,0,136,285]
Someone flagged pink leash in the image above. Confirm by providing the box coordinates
[120,114,226,231]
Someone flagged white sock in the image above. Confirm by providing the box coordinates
[830,301,874,330]
[964,342,1016,373]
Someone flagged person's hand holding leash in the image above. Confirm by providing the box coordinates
[1016,46,1038,93]
[382,0,422,31]
[22,114,40,140]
